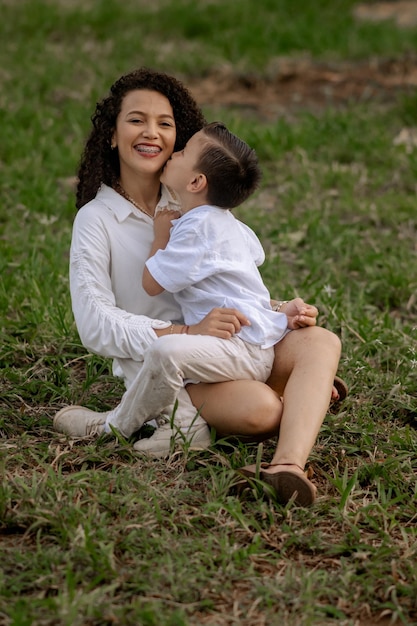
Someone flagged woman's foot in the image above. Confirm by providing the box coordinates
[331,376,348,404]
[53,406,108,437]
[239,462,316,506]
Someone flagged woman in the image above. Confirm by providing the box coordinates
[54,67,343,506]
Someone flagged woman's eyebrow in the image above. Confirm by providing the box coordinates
[126,109,175,120]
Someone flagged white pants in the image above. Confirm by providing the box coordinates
[106,334,274,437]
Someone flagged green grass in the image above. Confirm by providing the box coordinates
[1,0,417,624]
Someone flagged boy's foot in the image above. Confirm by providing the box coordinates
[133,420,211,458]
[239,462,316,507]
[53,405,107,437]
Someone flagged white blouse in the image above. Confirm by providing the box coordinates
[70,184,183,385]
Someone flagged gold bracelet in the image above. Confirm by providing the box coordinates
[170,324,175,334]
[273,300,289,312]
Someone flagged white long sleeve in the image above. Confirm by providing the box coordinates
[69,184,182,382]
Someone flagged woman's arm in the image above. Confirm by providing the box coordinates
[70,204,170,361]
[153,307,251,339]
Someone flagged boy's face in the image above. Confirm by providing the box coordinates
[160,130,205,193]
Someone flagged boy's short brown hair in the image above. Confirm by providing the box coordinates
[196,122,262,209]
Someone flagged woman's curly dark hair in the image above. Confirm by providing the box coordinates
[76,67,206,209]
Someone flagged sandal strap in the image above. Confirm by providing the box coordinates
[266,462,305,473]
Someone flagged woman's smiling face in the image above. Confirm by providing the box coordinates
[112,89,176,183]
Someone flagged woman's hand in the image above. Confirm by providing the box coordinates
[190,307,251,339]
[279,297,318,330]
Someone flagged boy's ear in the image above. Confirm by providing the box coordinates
[187,173,207,194]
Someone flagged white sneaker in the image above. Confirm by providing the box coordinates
[133,420,211,458]
[53,405,108,437]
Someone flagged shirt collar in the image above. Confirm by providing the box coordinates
[97,183,181,223]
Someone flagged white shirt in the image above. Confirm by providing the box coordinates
[70,184,182,384]
[146,204,288,348]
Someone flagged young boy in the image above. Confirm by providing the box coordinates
[137,122,332,507]
[139,123,329,507]
[142,121,310,383]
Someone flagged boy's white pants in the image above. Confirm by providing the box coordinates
[106,334,274,438]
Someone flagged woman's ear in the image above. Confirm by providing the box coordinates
[187,173,207,194]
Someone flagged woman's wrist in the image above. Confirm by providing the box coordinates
[154,323,190,337]
[272,300,289,312]
[167,323,190,335]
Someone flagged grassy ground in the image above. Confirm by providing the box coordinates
[1,0,417,624]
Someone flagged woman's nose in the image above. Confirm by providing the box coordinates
[142,121,158,138]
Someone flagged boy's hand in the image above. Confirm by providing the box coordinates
[279,298,318,330]
[153,209,181,246]
[143,209,181,296]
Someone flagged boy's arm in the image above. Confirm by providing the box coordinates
[142,266,164,295]
[142,209,180,296]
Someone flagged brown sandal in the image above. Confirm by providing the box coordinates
[239,462,316,507]
[332,376,348,404]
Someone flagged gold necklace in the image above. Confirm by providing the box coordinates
[115,182,156,220]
